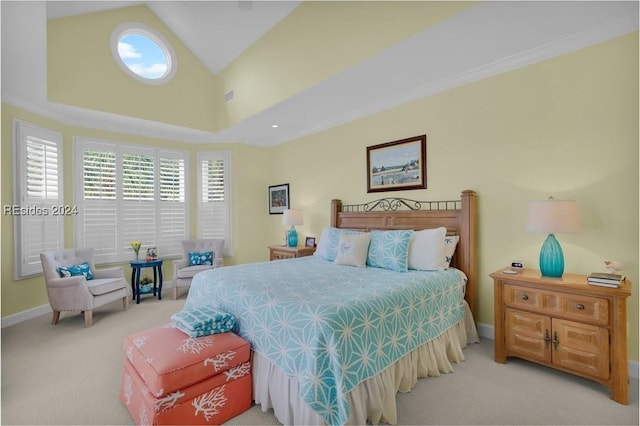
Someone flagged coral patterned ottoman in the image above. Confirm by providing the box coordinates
[120,324,251,425]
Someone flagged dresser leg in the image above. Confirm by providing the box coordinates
[610,375,629,404]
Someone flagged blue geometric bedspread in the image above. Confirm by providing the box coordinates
[185,256,466,425]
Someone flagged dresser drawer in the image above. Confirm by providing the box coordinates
[504,284,608,326]
[504,284,562,315]
[562,294,608,326]
[270,250,296,260]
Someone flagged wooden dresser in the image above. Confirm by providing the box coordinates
[491,268,631,404]
[269,245,316,261]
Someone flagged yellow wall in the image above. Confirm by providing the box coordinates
[47,6,222,132]
[268,33,639,361]
[1,103,272,316]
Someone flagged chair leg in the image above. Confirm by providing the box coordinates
[123,296,129,311]
[51,310,60,325]
[84,310,93,327]
[173,287,178,300]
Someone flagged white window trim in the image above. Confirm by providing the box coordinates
[73,137,190,264]
[13,119,64,279]
[197,151,232,256]
[110,22,177,85]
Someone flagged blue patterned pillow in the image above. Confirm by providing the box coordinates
[314,227,363,262]
[366,230,414,272]
[57,262,94,280]
[188,251,214,266]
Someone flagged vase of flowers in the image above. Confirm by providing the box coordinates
[130,240,142,261]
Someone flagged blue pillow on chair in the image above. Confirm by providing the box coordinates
[188,251,214,266]
[57,262,94,280]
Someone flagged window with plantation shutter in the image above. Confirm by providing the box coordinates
[74,138,189,263]
[197,152,231,255]
[13,120,64,278]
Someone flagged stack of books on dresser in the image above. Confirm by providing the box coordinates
[587,272,625,288]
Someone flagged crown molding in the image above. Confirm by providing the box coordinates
[2,95,221,144]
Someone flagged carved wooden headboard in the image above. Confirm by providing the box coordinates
[330,190,478,319]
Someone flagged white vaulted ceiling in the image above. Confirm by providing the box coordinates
[2,1,638,147]
[46,1,302,74]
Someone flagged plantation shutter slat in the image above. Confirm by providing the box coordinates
[198,153,231,252]
[121,152,156,254]
[158,156,186,257]
[81,149,118,260]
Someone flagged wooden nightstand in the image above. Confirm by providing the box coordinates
[490,268,632,404]
[269,245,316,261]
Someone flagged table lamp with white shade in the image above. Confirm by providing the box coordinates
[526,197,581,278]
[282,209,303,248]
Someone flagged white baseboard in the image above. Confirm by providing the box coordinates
[476,322,639,380]
[0,281,179,329]
[477,322,495,340]
[1,304,52,328]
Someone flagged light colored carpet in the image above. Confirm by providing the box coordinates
[1,292,638,425]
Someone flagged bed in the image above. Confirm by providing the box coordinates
[185,190,479,425]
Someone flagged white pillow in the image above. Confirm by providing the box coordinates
[334,233,372,268]
[443,235,459,269]
[407,227,447,270]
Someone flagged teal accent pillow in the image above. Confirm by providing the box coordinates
[189,251,214,266]
[366,229,414,272]
[57,262,94,280]
[314,227,364,262]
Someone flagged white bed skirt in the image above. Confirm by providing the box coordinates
[252,302,480,425]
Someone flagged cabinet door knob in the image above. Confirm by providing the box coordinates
[576,303,585,310]
[544,329,551,348]
[521,294,529,301]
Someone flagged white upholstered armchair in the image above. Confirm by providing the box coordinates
[171,239,224,299]
[40,248,130,327]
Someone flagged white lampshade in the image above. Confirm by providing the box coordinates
[282,209,303,226]
[526,198,581,233]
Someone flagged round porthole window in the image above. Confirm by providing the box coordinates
[111,23,177,85]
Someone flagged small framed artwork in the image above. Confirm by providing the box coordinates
[366,135,427,193]
[269,183,290,214]
[305,236,316,248]
[146,246,158,261]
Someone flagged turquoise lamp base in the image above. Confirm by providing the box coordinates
[539,233,564,277]
[287,226,298,247]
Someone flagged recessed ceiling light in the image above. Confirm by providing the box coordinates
[271,124,279,128]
